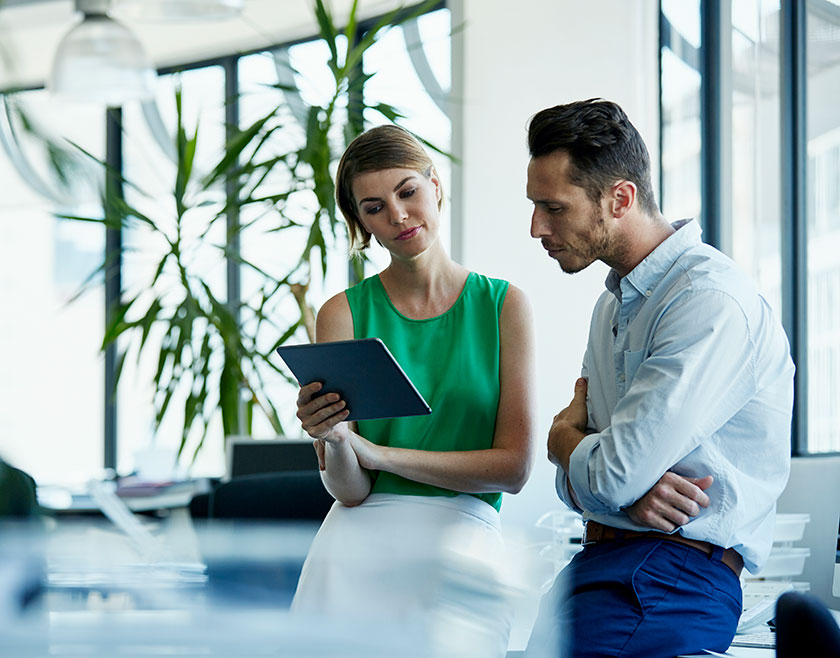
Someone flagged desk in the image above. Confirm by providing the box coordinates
[38,479,212,515]
[681,608,840,657]
[0,515,546,658]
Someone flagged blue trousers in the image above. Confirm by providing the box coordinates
[525,539,742,658]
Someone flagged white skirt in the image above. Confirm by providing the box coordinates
[291,493,512,658]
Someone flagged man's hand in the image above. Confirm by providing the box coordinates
[547,378,589,471]
[626,471,714,532]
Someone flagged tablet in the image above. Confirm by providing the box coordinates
[276,338,432,421]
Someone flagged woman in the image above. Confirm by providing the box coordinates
[291,125,535,655]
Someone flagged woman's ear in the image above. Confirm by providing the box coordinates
[430,169,442,205]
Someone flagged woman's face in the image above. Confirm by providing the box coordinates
[352,167,442,259]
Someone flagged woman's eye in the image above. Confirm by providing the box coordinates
[364,204,382,215]
[400,188,416,199]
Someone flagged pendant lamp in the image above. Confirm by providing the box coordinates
[49,0,156,106]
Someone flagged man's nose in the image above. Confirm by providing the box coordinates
[530,209,547,238]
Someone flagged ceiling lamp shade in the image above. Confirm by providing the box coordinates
[49,0,156,106]
[114,0,245,22]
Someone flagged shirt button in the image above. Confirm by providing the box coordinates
[645,289,652,297]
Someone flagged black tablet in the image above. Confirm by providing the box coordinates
[276,338,432,421]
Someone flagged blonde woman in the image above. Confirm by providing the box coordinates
[291,125,535,655]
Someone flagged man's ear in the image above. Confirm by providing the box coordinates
[610,180,636,219]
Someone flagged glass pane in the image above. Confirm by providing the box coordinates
[660,0,702,222]
[236,43,348,441]
[729,0,783,318]
[362,8,452,273]
[806,0,840,453]
[119,66,228,477]
[0,91,106,485]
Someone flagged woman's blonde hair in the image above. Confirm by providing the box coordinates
[336,124,442,251]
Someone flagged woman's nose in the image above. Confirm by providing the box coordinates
[390,202,408,224]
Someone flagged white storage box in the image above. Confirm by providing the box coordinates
[750,547,811,579]
[773,513,810,543]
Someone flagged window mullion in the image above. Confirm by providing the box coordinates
[780,0,808,455]
[104,106,123,472]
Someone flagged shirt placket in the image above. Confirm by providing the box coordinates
[614,282,641,400]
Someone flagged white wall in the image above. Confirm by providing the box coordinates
[453,0,661,528]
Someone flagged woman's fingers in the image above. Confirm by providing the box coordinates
[295,382,352,439]
[299,404,350,439]
[300,396,346,425]
[296,381,323,406]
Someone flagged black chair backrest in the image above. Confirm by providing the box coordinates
[0,459,39,518]
[190,471,333,522]
[775,591,840,658]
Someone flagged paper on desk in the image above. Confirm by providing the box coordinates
[87,479,163,560]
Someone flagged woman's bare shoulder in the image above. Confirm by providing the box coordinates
[316,291,354,342]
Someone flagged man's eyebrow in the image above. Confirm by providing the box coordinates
[358,176,416,205]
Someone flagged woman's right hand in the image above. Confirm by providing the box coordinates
[296,382,351,441]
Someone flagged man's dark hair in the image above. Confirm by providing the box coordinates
[527,99,659,216]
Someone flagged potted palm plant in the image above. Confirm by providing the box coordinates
[51,0,444,466]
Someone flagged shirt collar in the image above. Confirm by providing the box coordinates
[605,218,700,300]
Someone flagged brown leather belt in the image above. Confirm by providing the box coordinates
[582,520,744,577]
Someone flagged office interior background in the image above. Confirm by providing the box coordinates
[0,0,838,606]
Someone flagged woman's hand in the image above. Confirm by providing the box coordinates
[296,382,351,441]
[348,434,386,471]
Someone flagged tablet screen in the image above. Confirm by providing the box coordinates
[276,338,432,421]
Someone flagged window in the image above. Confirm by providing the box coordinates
[0,4,452,482]
[660,0,840,454]
[660,0,702,223]
[0,92,106,484]
[729,0,783,317]
[805,0,840,453]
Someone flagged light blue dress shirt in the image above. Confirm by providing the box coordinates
[556,219,794,573]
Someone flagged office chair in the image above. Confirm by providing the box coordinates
[775,591,840,657]
[0,458,39,517]
[189,471,334,521]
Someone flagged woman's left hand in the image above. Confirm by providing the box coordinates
[349,434,386,471]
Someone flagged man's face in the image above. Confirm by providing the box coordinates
[526,151,611,274]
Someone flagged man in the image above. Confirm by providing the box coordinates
[524,99,794,657]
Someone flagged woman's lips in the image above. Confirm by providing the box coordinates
[396,226,421,240]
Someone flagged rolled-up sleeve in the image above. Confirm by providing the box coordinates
[567,289,758,513]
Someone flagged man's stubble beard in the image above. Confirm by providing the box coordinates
[558,205,620,275]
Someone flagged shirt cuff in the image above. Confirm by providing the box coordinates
[567,432,611,513]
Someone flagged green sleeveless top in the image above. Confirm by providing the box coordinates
[345,272,509,511]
